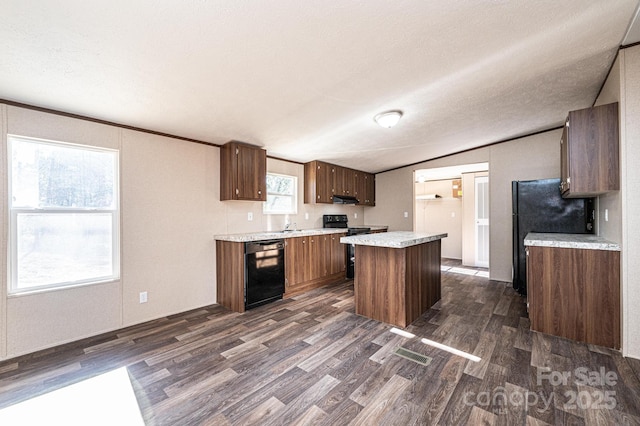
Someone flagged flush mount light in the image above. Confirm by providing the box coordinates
[374,110,403,128]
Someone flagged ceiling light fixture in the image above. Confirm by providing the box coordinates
[374,110,403,128]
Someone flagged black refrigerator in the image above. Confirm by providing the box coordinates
[512,178,594,295]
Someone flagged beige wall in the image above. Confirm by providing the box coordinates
[367,131,561,282]
[0,105,364,360]
[414,180,462,259]
[589,45,640,359]
[619,45,640,359]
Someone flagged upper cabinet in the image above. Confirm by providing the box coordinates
[304,161,375,206]
[355,171,375,206]
[220,141,267,201]
[560,102,619,198]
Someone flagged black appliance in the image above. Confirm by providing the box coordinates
[323,214,370,279]
[245,239,285,310]
[332,194,359,205]
[512,178,594,295]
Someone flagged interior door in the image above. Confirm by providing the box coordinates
[475,176,489,267]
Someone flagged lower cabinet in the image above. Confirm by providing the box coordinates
[527,245,620,349]
[284,232,347,297]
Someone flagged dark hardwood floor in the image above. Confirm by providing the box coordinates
[1,269,639,425]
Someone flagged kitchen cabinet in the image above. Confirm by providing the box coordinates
[215,240,246,313]
[220,141,267,201]
[335,167,356,196]
[305,161,375,205]
[304,160,335,203]
[560,102,619,198]
[527,245,620,349]
[284,232,347,297]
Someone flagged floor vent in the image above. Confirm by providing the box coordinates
[393,347,432,366]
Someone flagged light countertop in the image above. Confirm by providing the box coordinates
[340,231,447,249]
[215,228,348,242]
[524,232,621,251]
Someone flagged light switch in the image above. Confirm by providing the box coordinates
[451,212,455,218]
[404,211,409,218]
[354,213,358,219]
[605,209,609,222]
[248,212,253,221]
[305,212,309,220]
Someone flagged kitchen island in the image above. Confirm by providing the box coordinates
[341,231,447,328]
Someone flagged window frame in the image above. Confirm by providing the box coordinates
[263,172,298,215]
[7,135,121,295]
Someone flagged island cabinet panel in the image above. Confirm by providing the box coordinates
[284,232,347,298]
[560,102,619,198]
[527,245,620,349]
[216,240,245,313]
[354,240,441,327]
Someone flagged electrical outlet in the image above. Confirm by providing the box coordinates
[305,212,309,220]
[139,291,148,304]
[404,211,409,218]
[605,209,609,222]
[451,212,456,218]
[248,212,253,221]
[354,213,358,219]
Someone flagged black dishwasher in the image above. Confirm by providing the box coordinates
[245,239,285,310]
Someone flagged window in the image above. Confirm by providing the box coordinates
[8,135,120,294]
[263,173,297,214]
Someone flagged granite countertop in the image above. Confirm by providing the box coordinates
[215,228,349,242]
[366,225,389,231]
[340,231,447,249]
[524,232,621,251]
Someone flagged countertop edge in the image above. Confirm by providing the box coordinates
[524,233,621,252]
[340,231,447,248]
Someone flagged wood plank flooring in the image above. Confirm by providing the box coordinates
[1,267,639,425]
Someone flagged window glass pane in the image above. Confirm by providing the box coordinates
[11,138,116,209]
[264,173,297,214]
[266,174,294,195]
[16,213,114,289]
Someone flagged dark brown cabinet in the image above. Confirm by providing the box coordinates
[284,232,346,297]
[304,161,375,205]
[304,161,335,203]
[560,102,619,198]
[527,245,620,349]
[220,141,267,201]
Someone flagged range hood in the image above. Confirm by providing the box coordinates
[333,195,359,204]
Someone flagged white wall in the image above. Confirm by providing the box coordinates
[366,131,561,282]
[0,105,364,360]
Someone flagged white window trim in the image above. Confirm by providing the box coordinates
[263,172,298,215]
[7,135,121,295]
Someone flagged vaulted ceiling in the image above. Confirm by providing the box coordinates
[2,1,639,172]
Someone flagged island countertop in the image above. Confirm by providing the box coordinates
[524,232,621,251]
[341,231,447,248]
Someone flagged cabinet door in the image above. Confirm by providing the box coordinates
[343,168,355,196]
[562,102,619,198]
[237,144,266,201]
[330,233,346,275]
[333,166,346,196]
[560,121,570,195]
[364,173,375,206]
[285,237,306,290]
[316,162,335,203]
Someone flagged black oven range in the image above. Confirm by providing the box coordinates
[322,214,371,279]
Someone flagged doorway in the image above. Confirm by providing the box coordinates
[414,163,489,271]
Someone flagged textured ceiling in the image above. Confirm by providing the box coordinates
[1,1,639,173]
